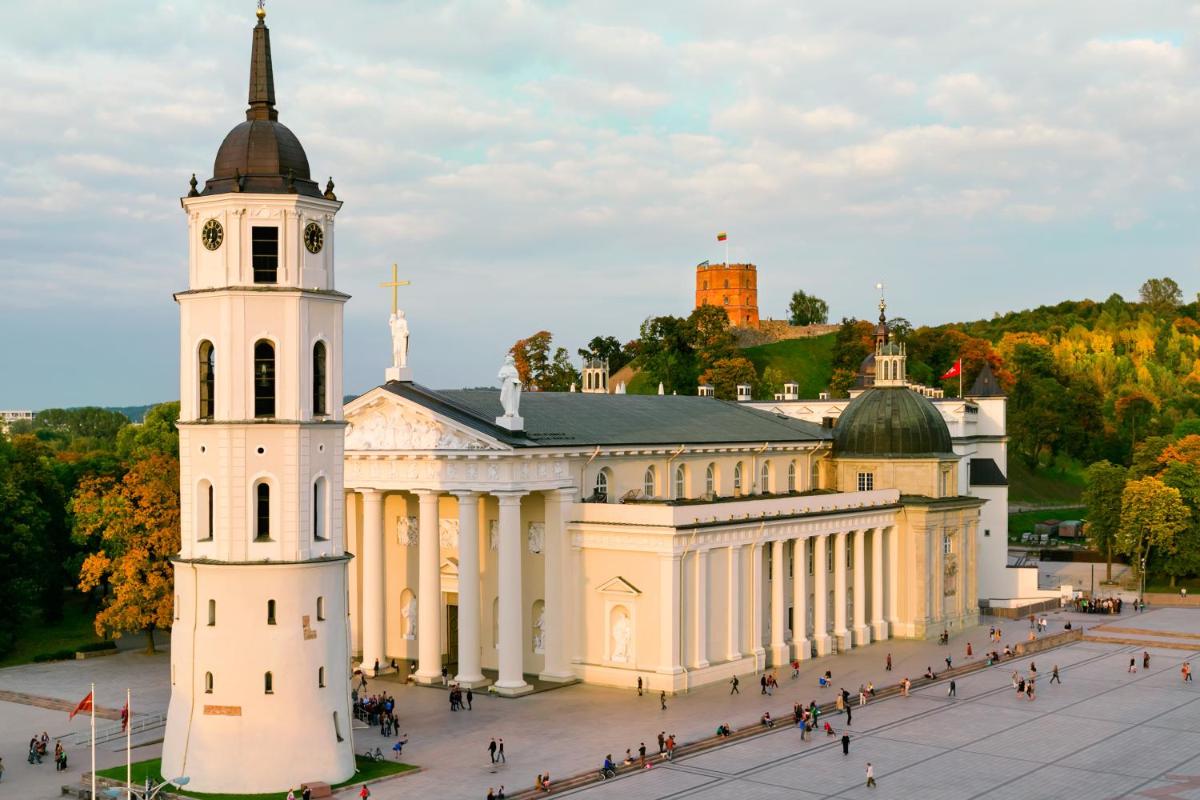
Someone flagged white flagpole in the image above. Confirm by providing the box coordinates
[90,683,96,800]
[126,688,132,800]
[725,238,729,266]
[959,362,963,398]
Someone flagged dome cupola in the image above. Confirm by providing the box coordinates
[833,386,955,458]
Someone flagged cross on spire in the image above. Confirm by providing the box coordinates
[380,264,411,315]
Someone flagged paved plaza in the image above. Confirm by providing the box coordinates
[2,608,1198,800]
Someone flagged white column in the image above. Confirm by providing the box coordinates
[657,553,683,685]
[570,542,584,664]
[930,527,943,628]
[495,492,531,695]
[871,527,887,640]
[359,489,385,670]
[750,543,765,665]
[452,492,486,686]
[693,549,710,668]
[769,539,787,666]
[812,534,831,656]
[792,538,809,660]
[852,529,869,645]
[726,545,742,661]
[833,531,850,651]
[414,490,442,683]
[887,526,901,631]
[540,488,575,682]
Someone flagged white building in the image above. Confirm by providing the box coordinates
[160,7,355,793]
[0,410,34,432]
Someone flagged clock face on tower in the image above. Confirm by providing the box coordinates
[303,221,324,254]
[201,219,223,251]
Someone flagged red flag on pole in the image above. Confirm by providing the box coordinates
[940,359,962,380]
[69,691,93,720]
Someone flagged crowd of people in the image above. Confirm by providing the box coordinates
[25,732,66,770]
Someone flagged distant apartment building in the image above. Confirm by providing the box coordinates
[0,410,34,432]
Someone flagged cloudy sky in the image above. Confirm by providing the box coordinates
[3,0,1199,409]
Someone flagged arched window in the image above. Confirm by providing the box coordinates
[254,340,276,418]
[733,462,744,495]
[724,279,729,289]
[723,296,730,305]
[787,461,797,492]
[313,477,327,541]
[198,341,215,420]
[267,599,276,625]
[312,341,327,416]
[204,672,213,693]
[643,466,656,498]
[594,469,610,503]
[255,481,271,540]
[317,596,326,621]
[706,463,716,496]
[318,666,326,688]
[198,480,214,541]
[207,599,216,626]
[674,464,686,499]
[264,671,274,694]
[760,460,771,494]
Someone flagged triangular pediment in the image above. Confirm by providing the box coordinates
[597,576,641,596]
[344,389,506,452]
[440,557,459,576]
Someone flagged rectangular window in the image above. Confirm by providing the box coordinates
[252,226,279,283]
[857,472,874,492]
[943,533,953,555]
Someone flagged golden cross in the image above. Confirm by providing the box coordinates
[380,263,411,315]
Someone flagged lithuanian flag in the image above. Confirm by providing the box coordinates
[717,232,727,242]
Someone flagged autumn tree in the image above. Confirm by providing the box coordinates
[73,454,180,653]
[701,356,757,400]
[1139,277,1183,314]
[509,331,579,392]
[1081,460,1127,581]
[1117,476,1190,582]
[1158,461,1200,586]
[788,290,829,326]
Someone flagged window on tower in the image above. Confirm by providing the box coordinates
[254,340,276,418]
[207,599,216,626]
[312,341,328,416]
[204,672,213,694]
[198,340,215,420]
[198,480,214,541]
[267,599,276,625]
[264,671,274,694]
[255,481,271,540]
[313,477,327,541]
[252,226,279,283]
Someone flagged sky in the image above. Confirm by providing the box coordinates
[2,0,1200,409]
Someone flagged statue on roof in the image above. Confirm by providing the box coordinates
[498,354,522,419]
[390,311,409,370]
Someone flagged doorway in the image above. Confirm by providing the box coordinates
[446,604,459,667]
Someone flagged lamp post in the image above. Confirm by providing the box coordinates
[104,776,188,800]
[1139,553,1147,607]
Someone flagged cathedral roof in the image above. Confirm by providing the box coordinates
[967,362,1005,397]
[381,382,832,448]
[832,385,955,459]
[199,10,323,198]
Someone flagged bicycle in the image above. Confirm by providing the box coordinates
[598,767,616,780]
[362,748,384,762]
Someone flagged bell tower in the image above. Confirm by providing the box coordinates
[161,6,355,793]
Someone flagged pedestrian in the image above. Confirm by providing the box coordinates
[1129,657,1136,674]
[885,653,892,671]
[858,688,867,706]
[442,666,449,686]
[866,762,876,788]
[498,739,506,763]
[841,733,850,755]
[967,642,973,658]
[845,702,852,727]
[288,790,295,800]
[373,658,380,677]
[638,742,646,766]
[1182,662,1193,682]
[497,786,505,799]
[761,674,768,695]
[1050,665,1061,684]
[658,731,666,754]
[948,679,956,697]
[487,789,495,800]
[730,675,740,694]
[945,655,952,670]
[637,676,643,696]
[1143,651,1150,670]
[303,785,312,800]
[660,690,667,711]
[666,734,676,761]
[835,692,845,715]
[359,785,370,800]
[489,738,497,764]
[467,687,474,710]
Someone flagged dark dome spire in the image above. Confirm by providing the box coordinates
[200,6,322,198]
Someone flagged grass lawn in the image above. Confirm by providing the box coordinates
[95,757,415,800]
[742,334,836,398]
[1008,506,1085,541]
[0,591,106,668]
[1007,459,1086,505]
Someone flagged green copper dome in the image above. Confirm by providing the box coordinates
[833,386,955,458]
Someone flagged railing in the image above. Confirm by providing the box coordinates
[68,712,167,747]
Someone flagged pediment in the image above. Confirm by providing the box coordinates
[440,557,458,576]
[597,576,641,596]
[344,392,504,452]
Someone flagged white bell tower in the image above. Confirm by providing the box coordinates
[161,6,355,793]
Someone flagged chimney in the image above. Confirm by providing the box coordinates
[698,384,715,398]
[736,384,752,402]
[783,381,799,401]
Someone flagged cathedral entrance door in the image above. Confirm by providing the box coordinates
[446,604,459,667]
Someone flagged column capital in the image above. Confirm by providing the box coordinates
[549,486,579,500]
[359,487,384,498]
[494,491,528,506]
[413,488,440,497]
[450,490,481,500]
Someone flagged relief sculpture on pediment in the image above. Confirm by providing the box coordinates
[346,406,495,451]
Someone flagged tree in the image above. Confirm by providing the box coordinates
[35,407,129,444]
[634,314,697,395]
[1117,476,1190,583]
[1139,277,1183,314]
[1158,461,1200,586]
[116,401,180,460]
[686,305,737,371]
[577,335,635,375]
[72,454,180,653]
[758,366,786,400]
[509,331,580,392]
[1082,460,1127,581]
[788,291,829,326]
[701,357,757,401]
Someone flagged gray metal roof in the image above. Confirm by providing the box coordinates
[832,386,956,459]
[381,382,831,448]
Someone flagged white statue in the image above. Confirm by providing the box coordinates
[533,609,545,653]
[611,610,631,662]
[527,522,544,555]
[401,595,417,639]
[498,354,522,418]
[390,311,409,369]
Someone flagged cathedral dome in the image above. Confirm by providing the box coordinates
[833,386,954,458]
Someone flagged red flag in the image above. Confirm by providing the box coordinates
[940,359,962,380]
[120,701,129,732]
[70,691,93,720]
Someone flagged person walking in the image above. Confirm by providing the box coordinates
[945,655,953,671]
[948,679,956,698]
[638,742,647,766]
[1143,651,1150,670]
[844,702,852,727]
[488,738,498,764]
[841,733,851,755]
[1128,657,1137,674]
[498,739,506,764]
[658,731,666,755]
[1182,662,1193,682]
[637,676,643,697]
[885,653,892,671]
[866,762,876,788]
[835,691,845,715]
[288,790,296,800]
[660,691,667,711]
[730,675,740,694]
[466,687,474,710]
[359,785,370,800]
[966,642,973,658]
[761,674,768,695]
[1050,665,1061,684]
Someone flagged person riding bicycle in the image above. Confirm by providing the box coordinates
[602,754,616,776]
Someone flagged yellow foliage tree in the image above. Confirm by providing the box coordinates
[73,454,179,653]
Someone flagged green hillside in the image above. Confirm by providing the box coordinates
[742,334,836,398]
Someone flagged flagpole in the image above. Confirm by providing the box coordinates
[959,363,963,398]
[90,682,96,800]
[126,688,132,800]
